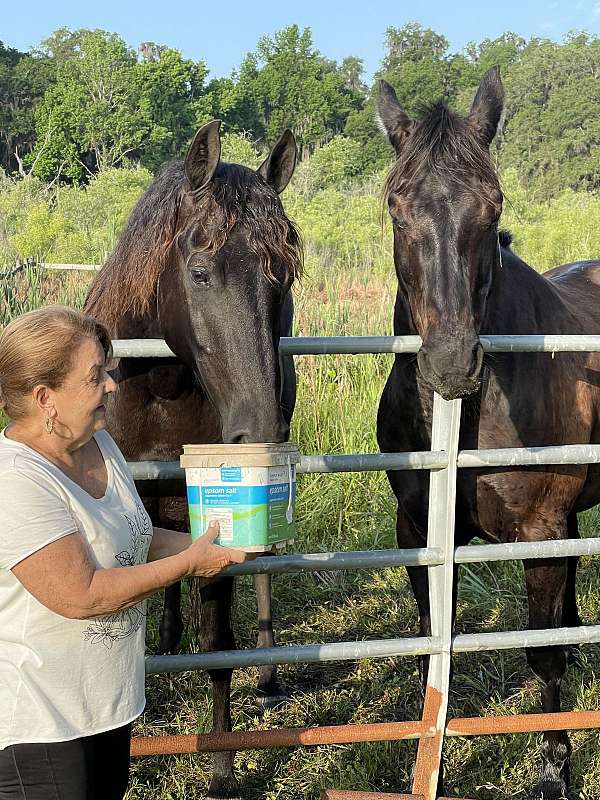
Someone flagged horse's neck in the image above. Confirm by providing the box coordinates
[109,313,219,460]
[485,249,575,334]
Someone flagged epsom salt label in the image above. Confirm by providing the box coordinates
[181,443,300,552]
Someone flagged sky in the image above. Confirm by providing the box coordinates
[4,0,600,81]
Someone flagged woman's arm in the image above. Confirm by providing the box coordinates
[11,521,244,620]
[147,527,192,562]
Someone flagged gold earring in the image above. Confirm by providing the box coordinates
[45,417,54,434]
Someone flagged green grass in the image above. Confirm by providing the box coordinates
[2,241,600,798]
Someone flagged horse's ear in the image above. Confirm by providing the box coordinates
[257,129,297,193]
[468,66,504,148]
[377,79,413,153]
[184,119,221,191]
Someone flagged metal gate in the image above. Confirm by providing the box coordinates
[117,333,600,799]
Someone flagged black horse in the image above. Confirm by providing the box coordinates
[84,120,302,799]
[377,67,600,799]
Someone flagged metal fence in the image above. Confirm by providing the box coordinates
[117,334,600,800]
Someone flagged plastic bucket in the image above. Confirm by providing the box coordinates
[180,442,300,552]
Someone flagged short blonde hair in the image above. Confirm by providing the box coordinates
[0,306,112,419]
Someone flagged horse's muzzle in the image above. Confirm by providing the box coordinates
[417,340,484,400]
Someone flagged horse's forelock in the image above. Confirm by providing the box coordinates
[383,102,500,207]
[199,164,303,285]
[84,161,302,332]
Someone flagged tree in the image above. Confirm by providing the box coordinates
[339,56,367,94]
[136,48,208,171]
[212,26,363,154]
[29,29,208,182]
[0,42,54,174]
[378,22,470,114]
[31,30,147,181]
[501,33,600,197]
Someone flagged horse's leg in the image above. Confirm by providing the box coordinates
[564,513,583,668]
[157,582,184,655]
[254,560,288,708]
[199,576,240,800]
[150,496,184,655]
[522,521,571,800]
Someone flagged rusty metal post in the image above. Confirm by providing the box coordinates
[412,394,462,799]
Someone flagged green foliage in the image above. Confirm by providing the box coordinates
[30,30,146,181]
[377,22,476,116]
[0,166,151,264]
[29,29,207,183]
[48,166,152,262]
[135,48,208,172]
[0,41,54,174]
[0,172,49,262]
[343,99,394,175]
[301,135,364,191]
[217,26,363,154]
[501,168,600,270]
[501,33,600,198]
[220,132,262,169]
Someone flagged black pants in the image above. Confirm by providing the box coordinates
[0,723,131,800]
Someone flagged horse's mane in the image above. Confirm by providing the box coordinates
[84,161,302,332]
[383,102,500,203]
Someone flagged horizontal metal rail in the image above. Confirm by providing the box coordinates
[145,621,600,675]
[455,536,600,563]
[458,443,600,467]
[130,719,433,756]
[223,547,443,577]
[446,710,600,737]
[128,442,600,485]
[453,623,600,653]
[150,622,598,688]
[145,636,441,675]
[128,451,448,481]
[111,334,600,359]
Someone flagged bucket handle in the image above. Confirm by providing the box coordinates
[286,456,294,524]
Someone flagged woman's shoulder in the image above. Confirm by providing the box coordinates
[0,431,47,477]
[0,434,68,499]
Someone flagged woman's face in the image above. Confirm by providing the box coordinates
[49,337,116,444]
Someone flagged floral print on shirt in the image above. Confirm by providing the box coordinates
[83,502,152,649]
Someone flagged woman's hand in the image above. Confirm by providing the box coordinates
[183,521,246,578]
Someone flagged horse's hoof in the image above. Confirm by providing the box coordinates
[255,693,289,712]
[206,795,242,800]
[155,643,180,656]
[527,779,569,800]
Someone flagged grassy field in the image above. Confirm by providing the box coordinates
[2,188,600,798]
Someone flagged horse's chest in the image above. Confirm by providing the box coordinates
[107,370,221,461]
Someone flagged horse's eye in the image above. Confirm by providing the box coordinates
[191,267,211,287]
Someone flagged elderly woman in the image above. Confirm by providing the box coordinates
[0,306,245,800]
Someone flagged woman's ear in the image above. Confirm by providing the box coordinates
[31,385,56,417]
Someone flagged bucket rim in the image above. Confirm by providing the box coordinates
[182,442,300,454]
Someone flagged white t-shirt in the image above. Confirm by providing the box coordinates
[0,427,152,750]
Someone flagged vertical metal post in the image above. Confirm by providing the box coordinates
[412,394,462,799]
